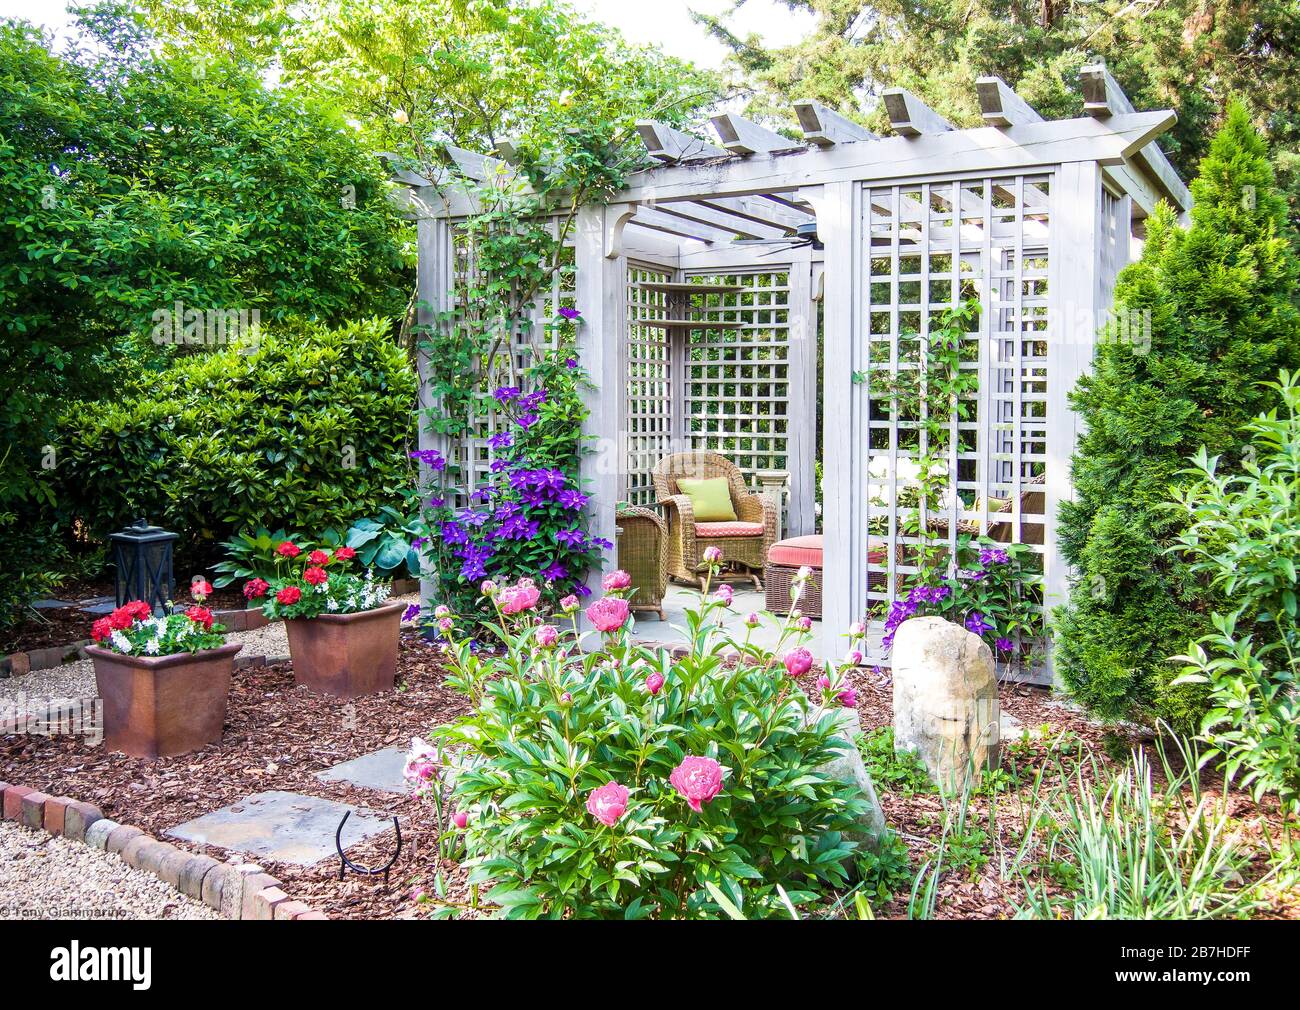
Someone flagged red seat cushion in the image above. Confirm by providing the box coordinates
[767,535,888,569]
[695,521,764,538]
[767,535,824,567]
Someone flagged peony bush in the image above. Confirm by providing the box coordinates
[411,560,877,919]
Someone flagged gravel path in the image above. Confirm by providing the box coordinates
[0,594,419,705]
[0,820,217,920]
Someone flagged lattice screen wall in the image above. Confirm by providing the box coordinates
[860,173,1052,659]
[624,263,673,505]
[446,221,576,500]
[681,270,794,488]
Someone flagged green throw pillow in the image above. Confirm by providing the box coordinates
[677,477,737,522]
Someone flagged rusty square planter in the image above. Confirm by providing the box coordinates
[88,642,242,759]
[284,601,404,698]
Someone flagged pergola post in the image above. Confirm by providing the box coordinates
[575,204,628,620]
[1044,161,1104,677]
[415,213,454,606]
[817,181,867,652]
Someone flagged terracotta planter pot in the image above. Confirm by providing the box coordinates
[89,642,242,759]
[284,601,404,698]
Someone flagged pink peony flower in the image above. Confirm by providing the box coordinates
[645,671,665,695]
[601,570,632,591]
[560,692,572,704]
[403,737,439,785]
[585,781,630,826]
[452,811,469,830]
[497,581,540,615]
[480,580,498,595]
[843,649,863,666]
[702,546,722,564]
[796,615,813,631]
[559,594,579,613]
[434,604,451,618]
[714,583,734,606]
[744,612,760,628]
[783,646,814,677]
[586,595,630,633]
[837,688,858,708]
[848,621,866,638]
[536,624,559,647]
[670,756,724,813]
[816,674,830,691]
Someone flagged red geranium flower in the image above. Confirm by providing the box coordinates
[108,608,135,631]
[308,550,330,566]
[303,566,328,586]
[91,617,112,642]
[190,579,213,601]
[185,606,214,630]
[243,578,270,600]
[334,546,356,561]
[276,586,302,605]
[277,541,301,558]
[124,600,152,622]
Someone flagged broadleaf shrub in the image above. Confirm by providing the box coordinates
[412,566,883,919]
[1170,371,1300,815]
[54,319,416,568]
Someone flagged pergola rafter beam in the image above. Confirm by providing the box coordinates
[619,112,1175,204]
[636,120,729,163]
[648,201,788,240]
[793,99,879,146]
[882,88,954,136]
[1080,64,1191,213]
[710,113,803,155]
[976,77,1043,127]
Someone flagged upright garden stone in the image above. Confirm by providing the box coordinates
[892,616,999,793]
[809,706,886,853]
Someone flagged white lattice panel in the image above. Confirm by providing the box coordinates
[624,263,673,505]
[860,174,1052,654]
[681,270,793,486]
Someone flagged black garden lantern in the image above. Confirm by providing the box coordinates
[110,518,178,616]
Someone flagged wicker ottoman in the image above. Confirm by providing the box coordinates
[615,505,667,620]
[764,535,888,619]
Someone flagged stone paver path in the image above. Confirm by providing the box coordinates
[167,790,395,866]
[316,747,410,795]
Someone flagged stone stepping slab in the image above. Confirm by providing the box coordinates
[315,747,410,796]
[166,790,394,866]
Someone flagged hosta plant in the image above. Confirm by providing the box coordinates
[411,559,875,919]
[244,539,392,620]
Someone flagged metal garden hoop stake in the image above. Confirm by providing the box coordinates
[335,811,402,887]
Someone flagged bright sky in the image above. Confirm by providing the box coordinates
[0,0,814,68]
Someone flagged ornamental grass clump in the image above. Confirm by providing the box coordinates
[412,561,875,919]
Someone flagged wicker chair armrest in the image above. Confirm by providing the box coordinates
[662,494,699,565]
[736,492,779,551]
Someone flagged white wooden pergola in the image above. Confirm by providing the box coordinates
[397,66,1190,682]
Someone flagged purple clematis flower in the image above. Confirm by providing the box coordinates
[558,307,581,320]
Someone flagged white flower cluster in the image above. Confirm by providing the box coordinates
[323,569,392,615]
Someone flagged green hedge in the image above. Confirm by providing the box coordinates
[54,319,417,567]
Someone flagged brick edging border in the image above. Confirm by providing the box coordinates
[0,781,328,920]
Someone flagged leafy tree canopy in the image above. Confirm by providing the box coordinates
[698,1,1300,218]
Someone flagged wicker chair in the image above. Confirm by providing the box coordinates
[615,505,668,620]
[981,473,1046,545]
[652,451,777,589]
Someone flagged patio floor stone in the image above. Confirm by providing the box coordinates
[166,790,394,866]
[315,747,410,795]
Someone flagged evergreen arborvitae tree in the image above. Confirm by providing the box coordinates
[1055,101,1300,731]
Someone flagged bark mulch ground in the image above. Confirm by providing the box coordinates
[2,640,1295,920]
[0,632,473,920]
